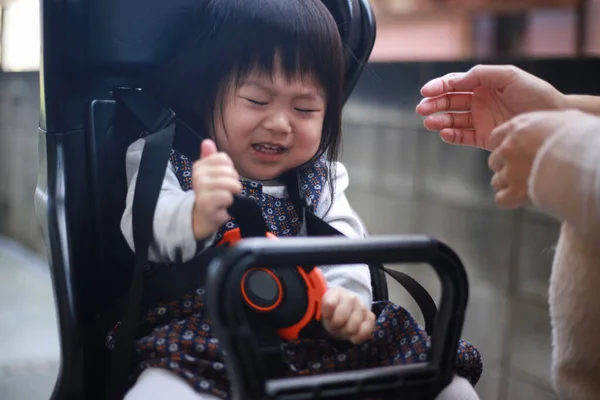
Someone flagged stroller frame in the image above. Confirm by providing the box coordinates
[35,0,470,399]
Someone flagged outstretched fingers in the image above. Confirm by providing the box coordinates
[439,128,479,147]
[420,65,506,98]
[416,92,473,116]
[424,112,473,131]
[420,72,467,97]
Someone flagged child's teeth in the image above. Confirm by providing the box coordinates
[254,144,284,153]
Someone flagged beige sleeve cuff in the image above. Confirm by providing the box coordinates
[528,119,600,239]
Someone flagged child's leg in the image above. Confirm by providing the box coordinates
[124,368,220,400]
[434,375,480,400]
[124,368,478,400]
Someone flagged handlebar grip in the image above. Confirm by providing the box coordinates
[205,235,469,400]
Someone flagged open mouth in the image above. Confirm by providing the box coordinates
[252,143,288,154]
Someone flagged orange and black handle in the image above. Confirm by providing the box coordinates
[219,195,329,340]
[206,235,470,400]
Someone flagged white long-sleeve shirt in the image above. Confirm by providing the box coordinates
[120,138,373,306]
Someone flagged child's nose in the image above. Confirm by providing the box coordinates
[263,111,292,134]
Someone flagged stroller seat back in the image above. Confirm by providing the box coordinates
[37,1,378,399]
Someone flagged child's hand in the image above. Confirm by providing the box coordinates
[192,139,242,240]
[321,287,375,345]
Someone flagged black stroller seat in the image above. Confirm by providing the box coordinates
[35,0,476,399]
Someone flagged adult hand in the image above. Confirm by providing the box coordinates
[416,65,567,151]
[487,109,591,209]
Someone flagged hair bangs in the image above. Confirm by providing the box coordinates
[149,0,345,170]
[147,0,347,213]
[212,0,344,95]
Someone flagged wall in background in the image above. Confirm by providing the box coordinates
[370,0,600,61]
[2,57,600,399]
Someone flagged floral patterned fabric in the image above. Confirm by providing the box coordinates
[107,150,483,398]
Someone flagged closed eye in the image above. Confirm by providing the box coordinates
[244,97,267,106]
[295,108,318,114]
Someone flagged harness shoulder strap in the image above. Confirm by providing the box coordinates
[108,91,287,397]
[284,168,438,334]
[229,195,271,238]
[107,121,176,400]
[115,89,176,134]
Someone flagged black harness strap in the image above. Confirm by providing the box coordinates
[107,122,176,400]
[283,170,438,334]
[228,195,271,238]
[107,90,439,399]
[106,91,285,398]
[309,212,439,333]
[115,89,176,134]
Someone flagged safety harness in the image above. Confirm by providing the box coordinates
[105,88,438,399]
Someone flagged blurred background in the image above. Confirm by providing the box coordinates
[1,0,600,399]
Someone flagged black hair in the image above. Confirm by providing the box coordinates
[149,0,345,210]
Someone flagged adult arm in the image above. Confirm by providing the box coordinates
[528,115,600,239]
[528,117,600,400]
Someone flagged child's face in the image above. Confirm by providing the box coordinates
[212,65,326,181]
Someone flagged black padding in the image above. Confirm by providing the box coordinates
[40,1,377,399]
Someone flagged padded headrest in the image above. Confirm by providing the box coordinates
[40,0,375,132]
[86,0,203,74]
[323,0,362,66]
[87,0,364,77]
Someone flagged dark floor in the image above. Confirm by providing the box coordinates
[0,237,59,400]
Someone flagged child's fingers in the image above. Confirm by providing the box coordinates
[193,174,242,195]
[326,294,358,332]
[200,139,218,159]
[350,313,375,344]
[321,288,376,344]
[321,288,342,322]
[196,190,235,214]
[210,208,231,227]
[193,195,231,237]
[210,190,236,208]
[201,165,240,180]
[341,307,364,338]
[196,151,235,167]
[210,178,243,194]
